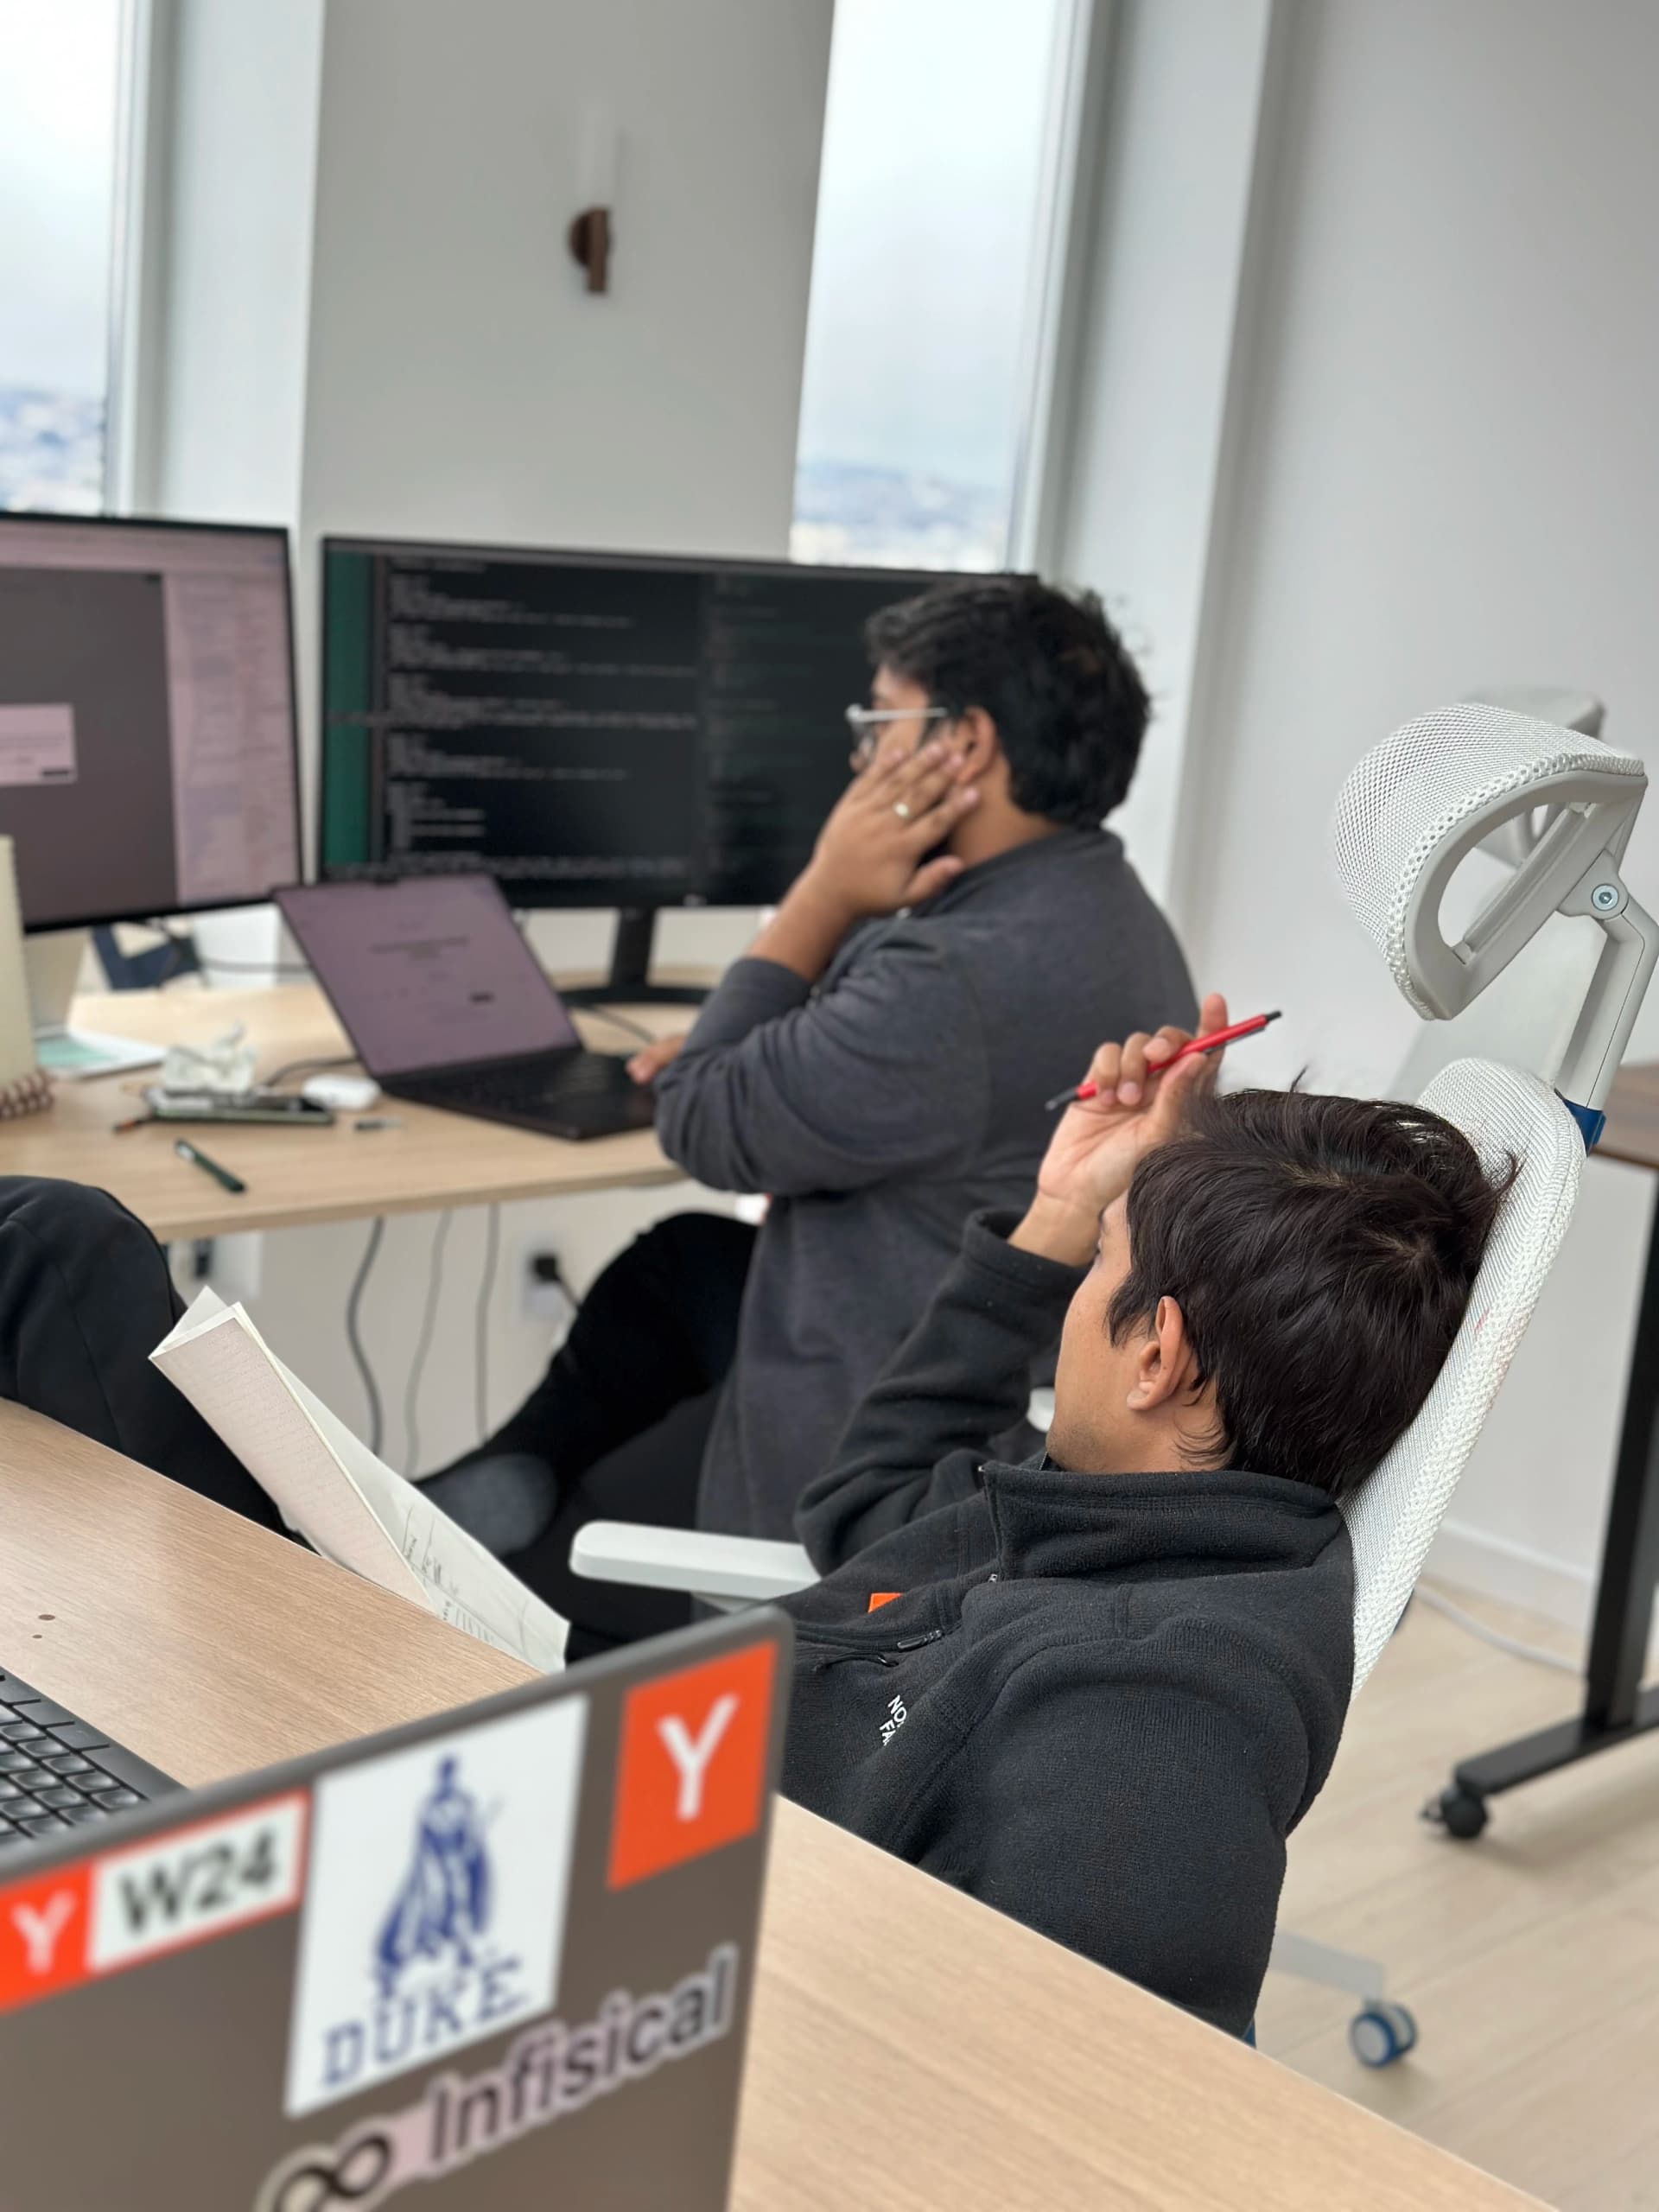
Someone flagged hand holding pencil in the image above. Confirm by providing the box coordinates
[1015,994,1249,1266]
[1044,1007,1281,1113]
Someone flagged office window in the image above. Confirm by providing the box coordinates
[792,0,1073,571]
[0,0,127,513]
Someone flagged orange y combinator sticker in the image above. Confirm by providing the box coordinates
[607,1642,776,1890]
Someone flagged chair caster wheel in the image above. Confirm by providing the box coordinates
[1426,1784,1490,1840]
[1350,2001,1418,2067]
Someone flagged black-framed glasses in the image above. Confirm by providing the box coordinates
[843,702,952,772]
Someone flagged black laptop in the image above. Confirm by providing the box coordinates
[276,876,659,1141]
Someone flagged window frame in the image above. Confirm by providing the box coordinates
[102,0,165,514]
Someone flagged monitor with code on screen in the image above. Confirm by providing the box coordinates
[319,537,995,912]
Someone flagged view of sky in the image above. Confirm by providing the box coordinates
[794,0,1065,499]
[0,0,122,398]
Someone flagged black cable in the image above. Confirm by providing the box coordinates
[404,1211,452,1478]
[142,919,311,980]
[345,1217,386,1458]
[188,954,313,977]
[582,1005,658,1047]
[475,1203,500,1440]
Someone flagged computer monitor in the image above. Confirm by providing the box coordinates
[0,513,302,932]
[318,537,992,998]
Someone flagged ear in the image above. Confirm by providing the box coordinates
[1124,1296,1204,1413]
[945,705,1000,782]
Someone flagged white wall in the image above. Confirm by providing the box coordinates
[300,0,830,563]
[1173,0,1659,1624]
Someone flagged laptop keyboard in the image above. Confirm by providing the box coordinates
[0,1668,177,1850]
[423,1053,634,1113]
[416,1052,641,1123]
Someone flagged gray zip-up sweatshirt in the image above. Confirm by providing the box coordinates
[652,828,1196,1537]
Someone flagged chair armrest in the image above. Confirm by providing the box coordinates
[569,1521,819,1603]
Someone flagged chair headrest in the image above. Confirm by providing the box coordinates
[1331,702,1644,1020]
[1343,1056,1582,1690]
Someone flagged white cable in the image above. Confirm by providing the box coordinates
[1414,1580,1582,1676]
[404,1211,453,1477]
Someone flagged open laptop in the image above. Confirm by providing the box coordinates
[275,876,660,1141]
[0,1609,790,2210]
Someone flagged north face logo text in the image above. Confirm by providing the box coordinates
[879,1694,906,1747]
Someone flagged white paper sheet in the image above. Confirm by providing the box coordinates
[152,1290,568,1670]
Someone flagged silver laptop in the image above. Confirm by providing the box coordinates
[276,876,658,1142]
[0,1610,791,2209]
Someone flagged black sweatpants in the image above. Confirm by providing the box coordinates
[460,1211,757,1653]
[0,1177,283,1532]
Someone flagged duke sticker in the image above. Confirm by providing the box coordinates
[607,1641,775,1889]
[283,1699,587,2118]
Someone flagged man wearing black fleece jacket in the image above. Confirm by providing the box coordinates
[775,995,1510,2034]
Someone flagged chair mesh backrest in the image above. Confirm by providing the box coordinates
[1331,704,1644,1016]
[1343,1056,1582,1691]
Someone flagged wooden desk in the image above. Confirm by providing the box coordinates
[1438,1059,1659,1834]
[0,982,685,1240]
[0,1402,1539,2210]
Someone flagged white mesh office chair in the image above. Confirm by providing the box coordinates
[573,701,1652,2064]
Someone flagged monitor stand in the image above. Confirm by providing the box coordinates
[25,928,167,1080]
[559,907,713,1007]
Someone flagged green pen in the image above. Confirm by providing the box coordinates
[174,1138,248,1196]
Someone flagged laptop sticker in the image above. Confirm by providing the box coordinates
[0,1789,308,2016]
[257,1944,741,2212]
[607,1640,776,1889]
[284,1697,587,2117]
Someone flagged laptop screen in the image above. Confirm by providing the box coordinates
[277,875,580,1077]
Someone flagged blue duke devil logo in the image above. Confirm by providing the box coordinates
[285,1699,587,2119]
[318,1753,528,2100]
[376,1757,492,1995]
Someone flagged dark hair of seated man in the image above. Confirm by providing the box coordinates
[1048,1087,1514,1500]
[864,575,1149,828]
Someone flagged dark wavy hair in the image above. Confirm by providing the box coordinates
[864,576,1149,827]
[1108,1090,1514,1499]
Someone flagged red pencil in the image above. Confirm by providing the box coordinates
[1045,1011,1282,1112]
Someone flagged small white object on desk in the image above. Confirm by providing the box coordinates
[302,1071,380,1113]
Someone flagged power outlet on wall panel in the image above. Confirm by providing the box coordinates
[521,1243,575,1322]
[167,1233,265,1306]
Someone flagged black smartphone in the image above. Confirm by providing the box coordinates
[142,1089,337,1127]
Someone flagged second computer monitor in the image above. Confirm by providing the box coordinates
[0,514,301,931]
[318,537,990,908]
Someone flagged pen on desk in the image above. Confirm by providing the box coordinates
[1044,1011,1282,1112]
[111,1113,153,1135]
[353,1116,403,1132]
[174,1138,247,1195]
